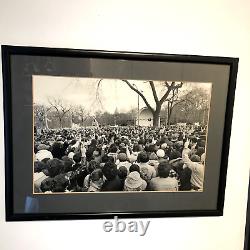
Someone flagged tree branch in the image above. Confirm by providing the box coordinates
[149,81,159,104]
[159,87,172,105]
[122,79,155,112]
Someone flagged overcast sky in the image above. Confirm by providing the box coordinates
[33,75,212,114]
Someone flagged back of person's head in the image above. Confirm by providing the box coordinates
[101,154,114,164]
[156,149,165,158]
[133,144,140,152]
[169,150,181,160]
[190,154,201,162]
[62,157,74,173]
[102,162,118,180]
[196,147,205,157]
[51,142,65,159]
[34,161,47,173]
[117,153,127,162]
[138,152,149,163]
[129,164,140,173]
[118,166,128,179]
[40,177,53,192]
[51,174,69,192]
[73,152,82,163]
[109,145,118,153]
[158,161,171,178]
[101,154,109,163]
[47,158,64,177]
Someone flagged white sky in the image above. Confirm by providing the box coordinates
[33,75,212,114]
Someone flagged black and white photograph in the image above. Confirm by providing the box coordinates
[33,76,212,193]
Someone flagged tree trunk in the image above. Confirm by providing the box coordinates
[59,117,63,128]
[153,106,161,127]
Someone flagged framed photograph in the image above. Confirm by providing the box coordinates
[2,45,238,221]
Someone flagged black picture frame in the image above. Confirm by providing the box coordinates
[1,45,238,221]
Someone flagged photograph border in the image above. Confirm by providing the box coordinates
[1,45,239,221]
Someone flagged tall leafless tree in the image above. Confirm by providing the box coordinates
[122,80,183,127]
[47,97,72,128]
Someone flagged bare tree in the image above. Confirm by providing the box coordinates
[75,105,88,126]
[47,97,72,128]
[165,88,195,126]
[122,80,183,127]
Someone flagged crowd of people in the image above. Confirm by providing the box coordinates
[34,125,207,193]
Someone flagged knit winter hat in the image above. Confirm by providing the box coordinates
[124,171,143,189]
[156,149,165,158]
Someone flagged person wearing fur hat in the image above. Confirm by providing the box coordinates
[124,171,147,191]
[156,149,169,163]
[35,144,53,162]
[182,139,204,191]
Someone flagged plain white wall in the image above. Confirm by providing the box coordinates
[0,0,250,249]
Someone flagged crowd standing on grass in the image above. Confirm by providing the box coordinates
[34,125,206,193]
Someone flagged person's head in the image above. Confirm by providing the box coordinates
[51,142,65,159]
[149,152,158,161]
[169,150,181,160]
[40,177,53,192]
[118,166,128,180]
[93,150,100,157]
[109,145,118,153]
[51,174,69,192]
[156,149,165,158]
[102,162,118,180]
[138,152,149,163]
[90,169,103,182]
[61,156,74,173]
[132,144,141,152]
[190,154,201,162]
[197,147,205,157]
[158,161,172,178]
[47,158,64,177]
[101,154,114,164]
[34,161,47,173]
[117,153,127,162]
[73,152,82,163]
[148,144,156,153]
[161,143,168,150]
[129,164,140,173]
[124,171,144,190]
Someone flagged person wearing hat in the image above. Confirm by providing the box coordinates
[35,144,53,162]
[149,161,178,191]
[116,152,131,172]
[124,171,147,191]
[156,149,168,163]
[138,152,156,182]
[182,139,204,191]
